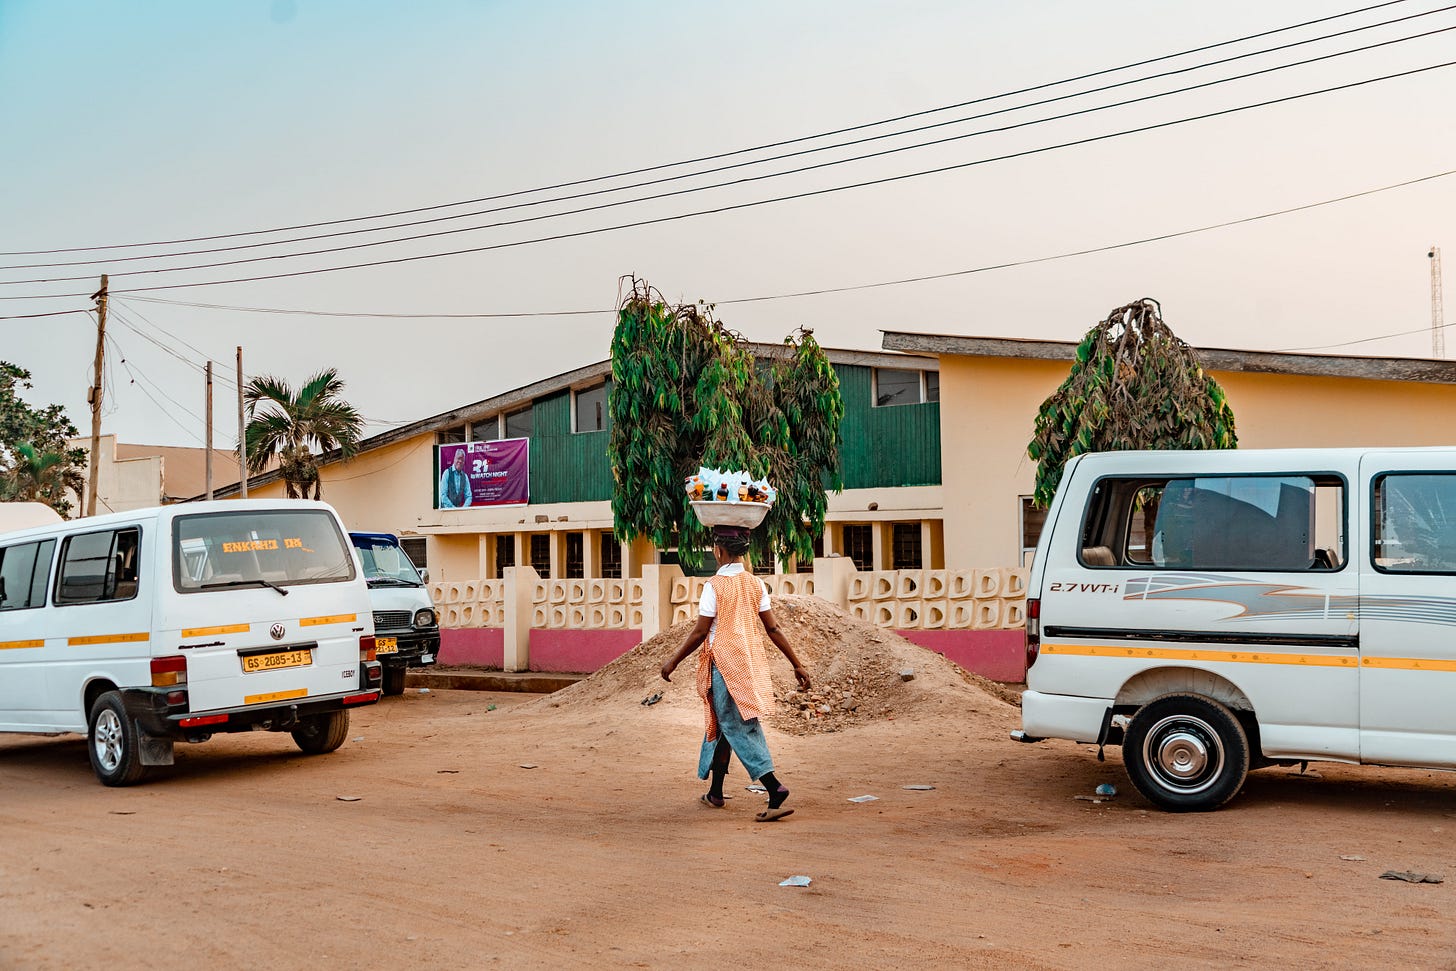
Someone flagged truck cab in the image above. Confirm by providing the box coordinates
[349,532,439,695]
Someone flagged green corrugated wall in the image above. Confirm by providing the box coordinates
[525,364,941,505]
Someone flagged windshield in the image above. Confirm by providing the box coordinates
[351,536,423,585]
[173,509,356,592]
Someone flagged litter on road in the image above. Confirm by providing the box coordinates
[902,785,935,791]
[1379,871,1443,884]
[336,795,362,802]
[779,875,813,887]
[847,795,879,803]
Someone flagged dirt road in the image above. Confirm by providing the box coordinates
[1,682,1453,970]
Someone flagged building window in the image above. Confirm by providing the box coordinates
[565,532,584,579]
[599,532,622,579]
[574,380,611,433]
[530,533,551,577]
[891,523,922,570]
[471,416,501,442]
[505,406,533,440]
[795,535,824,573]
[1020,498,1047,567]
[842,524,873,571]
[435,426,466,445]
[494,535,515,576]
[873,368,937,407]
[400,537,427,572]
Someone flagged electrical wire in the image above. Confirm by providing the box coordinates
[7,3,1451,273]
[0,0,1421,258]
[106,332,210,445]
[6,24,1454,289]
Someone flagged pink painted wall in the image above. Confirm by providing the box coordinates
[438,628,505,668]
[529,629,644,673]
[896,629,1026,683]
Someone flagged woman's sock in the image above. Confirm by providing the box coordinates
[759,771,789,809]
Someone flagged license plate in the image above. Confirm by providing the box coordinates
[241,648,312,673]
[376,637,398,655]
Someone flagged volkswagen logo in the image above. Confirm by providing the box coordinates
[269,623,286,641]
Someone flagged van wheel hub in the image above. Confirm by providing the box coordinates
[93,708,124,772]
[1144,715,1223,793]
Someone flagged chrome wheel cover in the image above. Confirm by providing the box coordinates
[93,708,124,773]
[1142,713,1224,795]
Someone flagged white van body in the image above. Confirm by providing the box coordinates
[349,532,439,696]
[1021,447,1456,811]
[0,499,382,785]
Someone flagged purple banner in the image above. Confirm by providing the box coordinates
[437,439,529,508]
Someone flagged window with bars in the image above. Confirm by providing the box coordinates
[400,537,427,572]
[842,524,873,571]
[599,532,622,579]
[530,534,551,577]
[795,535,824,573]
[565,532,584,579]
[435,427,466,444]
[891,523,922,570]
[505,406,533,440]
[1020,498,1048,567]
[494,535,515,577]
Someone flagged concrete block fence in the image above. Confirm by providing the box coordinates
[428,559,1029,682]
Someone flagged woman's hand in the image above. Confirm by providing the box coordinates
[793,665,811,691]
[660,659,677,682]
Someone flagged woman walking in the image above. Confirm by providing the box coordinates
[660,525,812,821]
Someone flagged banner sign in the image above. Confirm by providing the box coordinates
[436,439,529,508]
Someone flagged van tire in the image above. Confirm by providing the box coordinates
[382,665,407,696]
[88,691,148,787]
[1123,693,1249,813]
[291,710,350,755]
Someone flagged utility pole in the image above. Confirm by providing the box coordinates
[1430,247,1445,359]
[86,274,108,517]
[236,346,247,498]
[205,361,214,500]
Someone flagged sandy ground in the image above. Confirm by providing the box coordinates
[2,676,1454,970]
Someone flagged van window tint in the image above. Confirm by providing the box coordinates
[174,510,355,592]
[1374,473,1456,572]
[1080,475,1344,571]
[55,528,141,604]
[0,539,56,610]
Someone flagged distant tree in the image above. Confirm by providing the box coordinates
[243,369,364,500]
[1028,298,1238,508]
[0,361,86,516]
[608,277,844,569]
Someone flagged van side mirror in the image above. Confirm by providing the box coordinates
[419,569,429,584]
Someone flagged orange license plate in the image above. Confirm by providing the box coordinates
[241,648,312,673]
[375,637,398,655]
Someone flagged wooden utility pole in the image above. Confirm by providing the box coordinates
[236,346,248,498]
[86,274,108,517]
[205,361,214,500]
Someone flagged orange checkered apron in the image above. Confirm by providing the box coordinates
[696,571,775,742]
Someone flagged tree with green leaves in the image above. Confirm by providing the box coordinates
[608,277,844,569]
[244,368,364,500]
[0,361,86,516]
[1028,298,1237,508]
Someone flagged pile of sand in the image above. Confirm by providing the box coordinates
[526,595,1019,735]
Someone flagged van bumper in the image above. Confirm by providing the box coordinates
[376,628,440,668]
[123,687,380,739]
[1021,690,1113,745]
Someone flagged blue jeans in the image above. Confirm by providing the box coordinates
[697,665,774,781]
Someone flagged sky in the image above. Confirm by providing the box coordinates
[3,0,1455,450]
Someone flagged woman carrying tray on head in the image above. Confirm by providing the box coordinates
[660,524,812,821]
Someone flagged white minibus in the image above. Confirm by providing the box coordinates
[1020,447,1456,811]
[0,499,383,785]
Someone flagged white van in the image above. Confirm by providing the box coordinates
[349,531,439,696]
[0,499,383,786]
[1020,447,1456,811]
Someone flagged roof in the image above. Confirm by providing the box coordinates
[211,343,934,499]
[879,332,1456,384]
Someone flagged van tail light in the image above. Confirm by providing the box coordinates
[1025,598,1041,670]
[151,655,188,687]
[360,635,377,663]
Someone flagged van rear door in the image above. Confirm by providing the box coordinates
[1359,454,1456,767]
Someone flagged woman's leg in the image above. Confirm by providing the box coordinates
[706,737,732,805]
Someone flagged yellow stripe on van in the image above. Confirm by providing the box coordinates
[244,688,308,705]
[1361,656,1456,672]
[1041,643,1358,668]
[67,632,150,647]
[0,639,44,650]
[181,624,250,638]
[300,614,356,627]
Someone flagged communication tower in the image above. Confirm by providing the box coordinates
[1431,246,1445,359]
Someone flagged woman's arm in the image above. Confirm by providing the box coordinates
[760,608,811,690]
[660,615,713,682]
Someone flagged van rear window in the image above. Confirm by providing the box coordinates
[1080,474,1346,572]
[173,510,355,592]
[1374,473,1456,573]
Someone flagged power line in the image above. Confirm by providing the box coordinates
[106,332,210,445]
[101,166,1456,320]
[0,308,91,319]
[8,3,1450,274]
[6,23,1453,290]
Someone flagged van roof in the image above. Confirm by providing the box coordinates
[0,498,344,545]
[1072,445,1456,473]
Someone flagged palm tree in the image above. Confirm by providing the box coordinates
[0,441,86,513]
[243,369,364,500]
